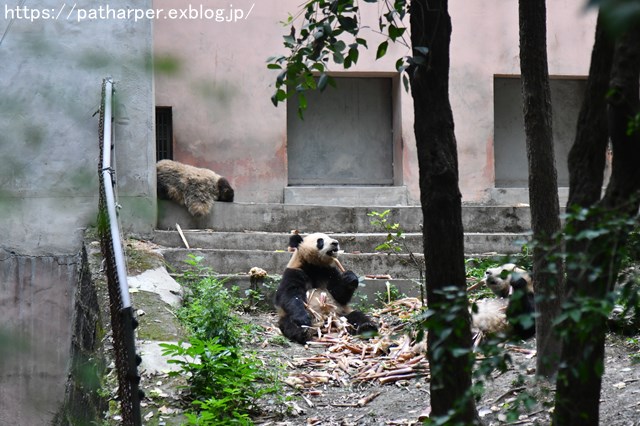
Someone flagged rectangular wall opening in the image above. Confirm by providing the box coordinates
[155,106,173,161]
[287,77,397,186]
[493,76,586,187]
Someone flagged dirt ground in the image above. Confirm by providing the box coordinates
[116,239,640,425]
[132,303,640,426]
[233,309,640,426]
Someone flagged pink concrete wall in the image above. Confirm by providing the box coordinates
[154,0,596,204]
[449,0,596,202]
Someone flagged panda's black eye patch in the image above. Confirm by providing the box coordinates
[316,238,324,250]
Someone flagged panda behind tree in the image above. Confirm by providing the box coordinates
[274,232,378,343]
[472,263,536,341]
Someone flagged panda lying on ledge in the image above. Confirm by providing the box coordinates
[274,233,378,343]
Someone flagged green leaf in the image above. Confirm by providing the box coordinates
[356,37,368,48]
[410,55,427,66]
[388,25,406,41]
[270,89,287,107]
[402,74,409,91]
[348,47,359,64]
[283,34,295,46]
[376,41,389,59]
[569,309,582,323]
[310,62,325,72]
[414,46,429,56]
[267,63,282,70]
[318,73,329,91]
[451,348,470,358]
[298,93,307,109]
[337,15,358,32]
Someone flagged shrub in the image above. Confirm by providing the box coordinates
[161,338,280,425]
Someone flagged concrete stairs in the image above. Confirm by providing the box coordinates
[153,201,531,298]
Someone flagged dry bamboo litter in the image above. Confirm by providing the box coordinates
[280,297,431,393]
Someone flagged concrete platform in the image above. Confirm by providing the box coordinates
[157,201,531,234]
[284,186,409,206]
[486,187,569,206]
[152,230,529,255]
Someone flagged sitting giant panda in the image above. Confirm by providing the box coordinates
[274,233,378,343]
[472,264,536,341]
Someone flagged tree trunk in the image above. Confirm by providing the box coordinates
[553,24,640,425]
[409,1,480,423]
[566,14,614,208]
[518,0,564,378]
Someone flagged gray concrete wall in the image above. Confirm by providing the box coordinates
[0,250,78,425]
[0,0,156,254]
[0,0,155,422]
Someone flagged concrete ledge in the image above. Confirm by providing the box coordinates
[157,201,532,233]
[152,230,529,255]
[486,187,569,206]
[284,186,409,206]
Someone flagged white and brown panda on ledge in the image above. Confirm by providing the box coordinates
[471,263,536,342]
[274,232,378,344]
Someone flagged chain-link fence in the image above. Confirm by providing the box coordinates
[97,78,142,426]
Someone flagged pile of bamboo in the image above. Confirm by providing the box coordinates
[283,298,430,391]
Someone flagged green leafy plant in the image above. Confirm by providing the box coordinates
[161,339,280,425]
[626,337,640,363]
[243,274,280,313]
[367,209,404,254]
[464,257,501,300]
[165,255,287,424]
[267,0,413,118]
[177,274,244,347]
[375,281,406,305]
[368,209,426,305]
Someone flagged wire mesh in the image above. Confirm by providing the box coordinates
[97,78,142,426]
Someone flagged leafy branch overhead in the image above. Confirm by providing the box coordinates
[267,0,427,117]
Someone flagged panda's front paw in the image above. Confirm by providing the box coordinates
[342,270,359,289]
[356,321,379,338]
[291,311,312,328]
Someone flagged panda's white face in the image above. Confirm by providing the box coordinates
[290,233,341,267]
[483,263,531,297]
[304,233,339,257]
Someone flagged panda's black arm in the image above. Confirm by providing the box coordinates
[274,269,311,326]
[327,270,360,305]
[506,276,536,340]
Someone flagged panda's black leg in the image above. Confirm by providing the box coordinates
[276,295,312,344]
[278,315,310,344]
[345,310,378,337]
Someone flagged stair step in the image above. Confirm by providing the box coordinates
[158,201,531,234]
[160,248,424,279]
[170,272,426,304]
[152,230,528,255]
[160,248,515,280]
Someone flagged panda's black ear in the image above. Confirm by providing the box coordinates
[288,234,304,249]
[316,238,324,250]
[510,275,529,291]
